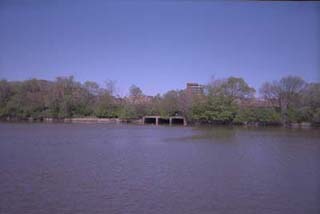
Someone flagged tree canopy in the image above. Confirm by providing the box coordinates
[0,75,319,126]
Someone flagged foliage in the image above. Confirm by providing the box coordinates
[0,75,319,126]
[286,108,304,123]
[260,76,307,123]
[312,108,320,124]
[233,108,281,125]
[233,108,256,124]
[208,77,255,100]
[192,96,237,124]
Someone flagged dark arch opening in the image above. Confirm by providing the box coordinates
[144,117,156,125]
[171,118,184,125]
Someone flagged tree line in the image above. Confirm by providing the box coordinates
[0,75,319,126]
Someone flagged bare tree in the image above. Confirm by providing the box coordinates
[105,80,117,96]
[302,83,320,109]
[260,76,306,110]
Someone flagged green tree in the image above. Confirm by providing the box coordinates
[208,77,255,101]
[234,107,281,125]
[192,95,237,124]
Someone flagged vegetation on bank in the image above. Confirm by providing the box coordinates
[0,75,319,126]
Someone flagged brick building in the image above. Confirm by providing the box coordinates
[186,83,204,96]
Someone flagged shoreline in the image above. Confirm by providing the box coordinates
[0,117,319,128]
[0,117,143,125]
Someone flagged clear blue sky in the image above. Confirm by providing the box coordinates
[0,0,319,96]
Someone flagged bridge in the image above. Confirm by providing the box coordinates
[142,116,187,126]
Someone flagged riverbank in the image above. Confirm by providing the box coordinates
[1,117,143,125]
[1,116,319,128]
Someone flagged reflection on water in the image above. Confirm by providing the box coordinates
[0,123,319,214]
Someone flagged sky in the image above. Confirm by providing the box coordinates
[0,0,319,96]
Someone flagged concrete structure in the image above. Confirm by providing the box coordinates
[143,116,187,126]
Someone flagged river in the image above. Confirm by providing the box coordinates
[0,123,319,214]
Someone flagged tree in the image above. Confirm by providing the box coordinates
[105,80,117,96]
[0,75,318,124]
[21,79,51,118]
[191,95,237,124]
[259,82,279,107]
[94,89,118,118]
[48,76,85,118]
[126,85,148,117]
[302,83,320,109]
[208,77,255,101]
[0,80,13,117]
[84,81,100,96]
[234,107,281,125]
[160,90,180,117]
[176,90,193,119]
[129,84,143,98]
[192,76,255,124]
[260,76,306,122]
[300,83,320,122]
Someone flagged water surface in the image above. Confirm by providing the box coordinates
[0,123,319,214]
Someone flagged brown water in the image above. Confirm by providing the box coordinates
[0,123,319,214]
